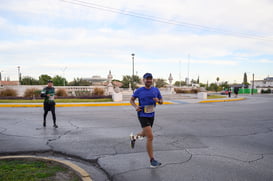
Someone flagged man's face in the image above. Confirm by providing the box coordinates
[144,77,153,87]
[48,82,53,87]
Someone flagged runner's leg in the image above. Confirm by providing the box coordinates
[51,106,56,124]
[143,126,154,159]
[43,108,48,127]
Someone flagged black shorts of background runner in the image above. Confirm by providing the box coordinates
[138,117,154,128]
[44,102,55,111]
[43,102,56,122]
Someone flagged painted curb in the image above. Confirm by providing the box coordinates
[0,155,93,181]
[198,97,245,103]
[0,102,173,107]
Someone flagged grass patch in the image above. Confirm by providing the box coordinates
[207,95,226,99]
[0,159,80,181]
[0,98,112,103]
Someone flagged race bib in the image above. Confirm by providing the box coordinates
[144,105,155,113]
[49,95,55,101]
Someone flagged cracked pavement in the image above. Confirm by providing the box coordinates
[0,95,273,181]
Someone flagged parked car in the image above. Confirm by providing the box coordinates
[220,90,229,95]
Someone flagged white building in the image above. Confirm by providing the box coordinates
[252,77,273,93]
[82,75,107,86]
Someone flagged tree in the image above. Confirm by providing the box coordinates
[121,75,140,89]
[174,81,186,87]
[197,76,200,84]
[52,75,68,86]
[243,72,249,87]
[68,78,91,86]
[21,76,39,85]
[220,81,230,90]
[208,83,219,92]
[39,74,52,85]
[191,79,197,84]
[121,75,131,88]
[155,78,167,88]
[199,83,206,88]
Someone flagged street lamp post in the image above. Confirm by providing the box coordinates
[246,72,254,95]
[17,66,21,85]
[252,73,255,95]
[131,53,135,91]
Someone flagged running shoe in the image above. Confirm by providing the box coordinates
[130,132,136,149]
[150,159,162,168]
[43,121,46,127]
[136,135,144,140]
[53,124,58,128]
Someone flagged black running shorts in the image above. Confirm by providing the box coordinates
[44,102,55,112]
[138,117,154,128]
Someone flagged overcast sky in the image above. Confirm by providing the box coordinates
[1,0,273,84]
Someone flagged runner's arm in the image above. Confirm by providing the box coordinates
[153,88,163,104]
[130,97,142,111]
[158,98,163,104]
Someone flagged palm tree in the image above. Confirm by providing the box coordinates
[216,77,220,85]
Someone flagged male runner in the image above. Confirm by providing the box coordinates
[40,80,58,128]
[130,73,163,168]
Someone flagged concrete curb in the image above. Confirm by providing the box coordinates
[198,97,245,103]
[0,98,246,107]
[0,155,93,181]
[0,102,173,107]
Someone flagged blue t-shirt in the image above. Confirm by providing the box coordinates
[132,86,162,117]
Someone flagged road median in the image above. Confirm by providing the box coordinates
[0,102,173,107]
[198,97,245,103]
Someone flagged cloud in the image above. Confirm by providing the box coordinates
[258,59,273,63]
[2,0,273,35]
[0,16,6,25]
[0,0,272,83]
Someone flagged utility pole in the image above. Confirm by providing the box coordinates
[131,53,135,91]
[62,67,67,86]
[179,60,181,87]
[0,71,3,87]
[187,54,190,86]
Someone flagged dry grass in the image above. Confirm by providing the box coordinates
[24,88,40,98]
[174,88,199,94]
[56,89,68,97]
[0,88,18,96]
[92,87,105,96]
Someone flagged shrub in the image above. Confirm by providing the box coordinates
[261,89,271,94]
[174,88,200,94]
[56,89,68,97]
[0,88,18,96]
[174,88,191,94]
[92,87,105,96]
[75,91,92,96]
[191,89,199,93]
[24,88,40,98]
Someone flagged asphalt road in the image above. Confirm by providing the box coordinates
[0,95,273,181]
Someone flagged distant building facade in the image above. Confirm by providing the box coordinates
[82,76,107,86]
[252,76,273,93]
[253,77,273,88]
[0,81,19,87]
